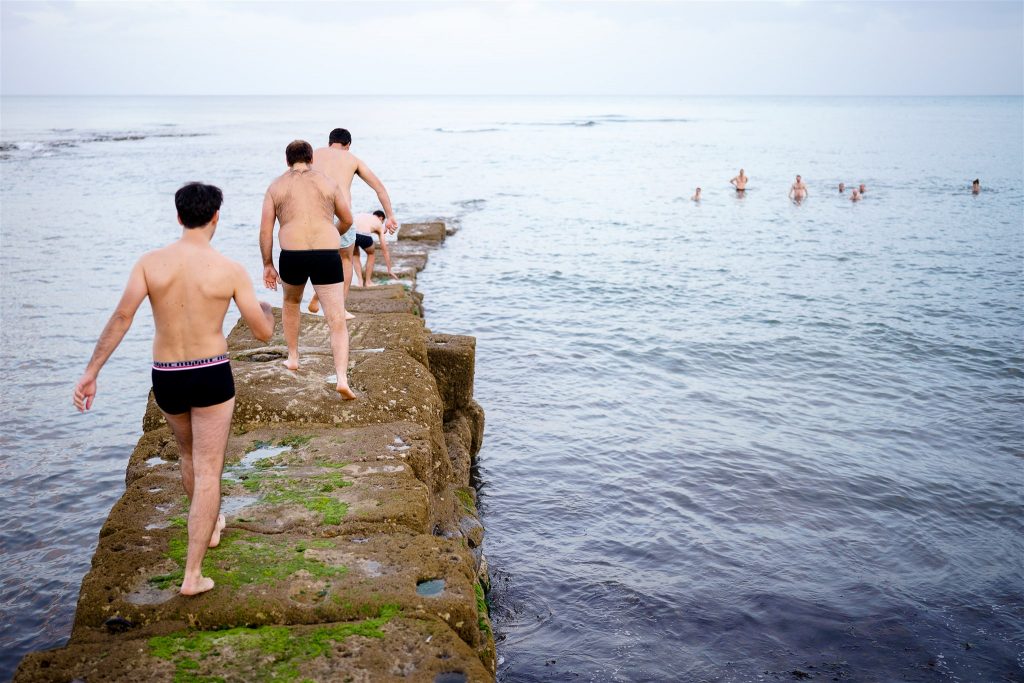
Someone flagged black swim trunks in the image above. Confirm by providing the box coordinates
[151,354,235,415]
[354,233,374,250]
[278,249,343,286]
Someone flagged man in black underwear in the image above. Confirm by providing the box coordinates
[259,140,357,399]
[73,182,275,596]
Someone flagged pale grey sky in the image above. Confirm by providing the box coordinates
[2,1,1021,96]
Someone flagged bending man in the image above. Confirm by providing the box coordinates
[259,140,356,399]
[73,182,275,596]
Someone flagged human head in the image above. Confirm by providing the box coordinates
[839,182,845,192]
[796,175,802,181]
[175,182,223,228]
[372,210,386,221]
[286,140,313,166]
[972,179,980,186]
[859,184,866,192]
[739,168,745,175]
[329,128,352,146]
[852,189,860,198]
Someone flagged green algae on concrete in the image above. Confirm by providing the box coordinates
[150,530,348,590]
[149,605,399,683]
[240,471,353,525]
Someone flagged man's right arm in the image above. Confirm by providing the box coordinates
[73,260,149,412]
[232,262,275,342]
[259,189,280,290]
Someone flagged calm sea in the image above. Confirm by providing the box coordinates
[1,96,1022,682]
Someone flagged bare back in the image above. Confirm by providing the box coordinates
[312,147,359,207]
[268,168,342,250]
[143,242,238,362]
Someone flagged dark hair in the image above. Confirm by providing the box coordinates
[973,179,980,184]
[328,128,352,146]
[285,140,313,166]
[372,210,386,220]
[175,182,223,228]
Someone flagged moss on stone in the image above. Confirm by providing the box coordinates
[455,487,476,513]
[475,581,491,637]
[276,434,313,448]
[149,606,399,683]
[239,472,352,525]
[150,531,348,590]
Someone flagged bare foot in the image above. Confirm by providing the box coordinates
[336,384,358,400]
[282,358,299,371]
[208,514,226,548]
[345,310,355,320]
[179,575,215,596]
[308,297,320,314]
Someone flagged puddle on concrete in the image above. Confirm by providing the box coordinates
[357,559,383,577]
[220,495,259,517]
[125,583,176,605]
[239,445,290,468]
[416,578,445,597]
[434,673,467,683]
[145,456,163,467]
[347,464,405,475]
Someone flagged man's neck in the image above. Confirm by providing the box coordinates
[290,162,311,172]
[181,224,215,244]
[329,143,350,150]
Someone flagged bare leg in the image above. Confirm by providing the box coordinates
[351,247,363,287]
[364,246,376,287]
[179,398,234,596]
[340,244,356,320]
[282,282,305,371]
[162,410,225,547]
[312,282,357,399]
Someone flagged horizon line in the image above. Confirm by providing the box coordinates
[3,93,1023,98]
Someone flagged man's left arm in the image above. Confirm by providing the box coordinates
[73,260,149,412]
[355,160,399,233]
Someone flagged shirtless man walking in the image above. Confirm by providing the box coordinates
[730,168,750,193]
[309,128,399,316]
[789,174,809,203]
[259,140,357,399]
[73,182,275,596]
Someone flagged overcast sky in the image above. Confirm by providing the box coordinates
[2,1,1021,96]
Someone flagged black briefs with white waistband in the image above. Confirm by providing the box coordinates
[151,354,234,415]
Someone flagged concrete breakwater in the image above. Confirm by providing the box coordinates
[16,222,495,682]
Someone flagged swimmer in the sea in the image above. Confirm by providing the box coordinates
[972,179,981,194]
[850,189,862,202]
[789,175,808,203]
[730,169,749,192]
[74,182,275,596]
[692,187,702,201]
[858,183,867,195]
[259,140,357,400]
[838,182,846,193]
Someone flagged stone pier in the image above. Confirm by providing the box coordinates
[15,222,494,683]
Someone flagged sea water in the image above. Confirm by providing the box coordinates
[1,96,1021,681]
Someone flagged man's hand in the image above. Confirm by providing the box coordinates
[384,217,399,234]
[263,265,281,291]
[73,373,97,412]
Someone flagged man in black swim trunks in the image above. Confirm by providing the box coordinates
[73,182,275,596]
[259,140,358,399]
